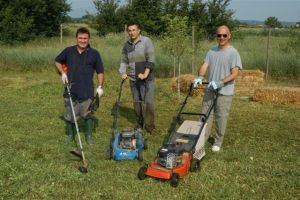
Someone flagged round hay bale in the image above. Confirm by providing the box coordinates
[254,86,300,105]
[171,74,205,96]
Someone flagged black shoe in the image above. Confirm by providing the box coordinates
[145,126,156,134]
[207,137,215,145]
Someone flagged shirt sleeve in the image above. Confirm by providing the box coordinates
[231,49,242,70]
[119,45,128,74]
[144,38,155,70]
[55,48,68,64]
[204,50,211,65]
[95,51,104,74]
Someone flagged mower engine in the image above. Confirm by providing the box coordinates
[157,144,181,169]
[119,129,137,149]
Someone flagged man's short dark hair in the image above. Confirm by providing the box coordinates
[76,27,90,37]
[127,22,141,30]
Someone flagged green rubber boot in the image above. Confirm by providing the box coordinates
[84,118,94,145]
[65,121,75,144]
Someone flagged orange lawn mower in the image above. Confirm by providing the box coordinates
[137,83,218,187]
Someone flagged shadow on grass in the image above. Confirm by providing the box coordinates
[110,102,137,128]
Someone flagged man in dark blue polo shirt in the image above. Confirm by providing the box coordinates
[55,27,104,145]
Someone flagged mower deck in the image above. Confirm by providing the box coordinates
[113,129,144,161]
[145,152,192,179]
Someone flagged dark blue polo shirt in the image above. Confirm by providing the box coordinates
[55,45,104,100]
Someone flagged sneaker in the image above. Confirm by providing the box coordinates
[212,145,220,152]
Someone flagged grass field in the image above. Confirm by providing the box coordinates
[0,68,299,200]
[1,24,299,80]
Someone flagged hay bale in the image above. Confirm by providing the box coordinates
[235,70,265,96]
[171,74,205,96]
[254,87,300,105]
[171,70,266,97]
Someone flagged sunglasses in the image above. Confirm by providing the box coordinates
[217,34,228,38]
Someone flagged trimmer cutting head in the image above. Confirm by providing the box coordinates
[70,150,88,173]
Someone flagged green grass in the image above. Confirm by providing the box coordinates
[0,69,299,199]
[0,25,299,80]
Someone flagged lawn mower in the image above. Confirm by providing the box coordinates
[138,83,218,187]
[106,79,147,161]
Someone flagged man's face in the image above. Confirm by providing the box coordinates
[127,25,141,42]
[216,27,231,48]
[76,33,89,49]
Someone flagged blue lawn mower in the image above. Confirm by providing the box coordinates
[106,79,147,161]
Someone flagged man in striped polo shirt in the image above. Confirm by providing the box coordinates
[119,22,155,134]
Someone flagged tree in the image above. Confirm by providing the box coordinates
[162,0,189,16]
[0,7,34,43]
[161,15,192,95]
[93,0,120,36]
[264,16,282,28]
[0,0,70,43]
[129,0,163,35]
[205,0,236,40]
[189,0,207,40]
[90,0,238,39]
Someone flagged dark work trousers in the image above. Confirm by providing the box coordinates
[129,80,155,132]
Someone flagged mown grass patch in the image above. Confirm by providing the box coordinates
[0,69,299,199]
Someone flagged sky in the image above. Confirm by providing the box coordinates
[67,0,300,22]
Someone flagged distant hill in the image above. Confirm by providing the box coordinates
[239,20,297,27]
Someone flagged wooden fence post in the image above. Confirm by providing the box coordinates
[60,24,63,44]
[265,28,271,80]
[192,25,195,74]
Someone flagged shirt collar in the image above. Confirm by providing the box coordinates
[128,35,142,45]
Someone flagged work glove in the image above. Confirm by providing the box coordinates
[192,76,204,88]
[96,86,104,98]
[121,73,127,80]
[61,73,68,84]
[208,80,224,90]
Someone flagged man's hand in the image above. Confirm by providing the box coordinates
[138,73,147,80]
[192,76,204,88]
[96,86,104,98]
[61,73,68,84]
[208,80,224,90]
[121,73,127,80]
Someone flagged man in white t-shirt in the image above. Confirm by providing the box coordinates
[193,25,242,152]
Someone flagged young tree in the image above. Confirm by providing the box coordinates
[264,16,282,28]
[161,15,192,96]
